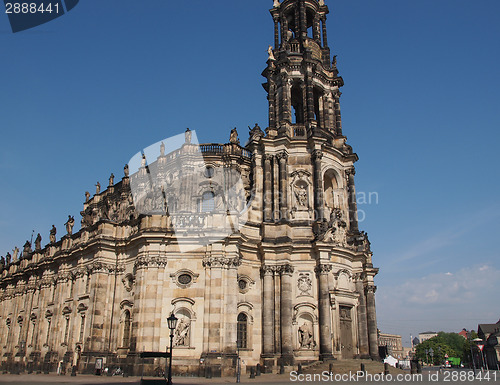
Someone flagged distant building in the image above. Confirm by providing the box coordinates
[478,320,500,369]
[418,331,438,343]
[378,332,404,359]
[458,329,468,339]
[411,336,420,347]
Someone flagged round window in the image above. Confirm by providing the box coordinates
[204,166,215,178]
[178,274,192,285]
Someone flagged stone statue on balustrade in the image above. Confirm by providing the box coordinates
[185,128,192,144]
[49,225,57,243]
[23,241,31,256]
[12,247,19,261]
[65,215,75,235]
[229,128,240,144]
[34,233,42,251]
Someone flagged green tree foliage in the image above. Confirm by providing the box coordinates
[415,332,473,365]
[415,337,457,365]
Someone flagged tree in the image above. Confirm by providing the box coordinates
[415,337,457,365]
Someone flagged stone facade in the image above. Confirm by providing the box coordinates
[378,332,404,359]
[0,0,379,376]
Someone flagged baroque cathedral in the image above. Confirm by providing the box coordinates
[0,0,379,376]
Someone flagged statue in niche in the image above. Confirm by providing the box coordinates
[95,182,101,194]
[34,233,42,250]
[174,317,191,347]
[23,241,31,255]
[185,128,192,144]
[109,173,114,187]
[49,225,57,243]
[298,322,315,349]
[85,191,90,203]
[294,183,308,209]
[229,128,239,144]
[65,215,75,235]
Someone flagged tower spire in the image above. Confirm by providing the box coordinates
[263,0,343,139]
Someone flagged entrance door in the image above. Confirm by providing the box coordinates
[339,306,353,359]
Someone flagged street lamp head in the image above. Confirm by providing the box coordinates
[167,313,178,331]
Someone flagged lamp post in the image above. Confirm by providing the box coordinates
[167,313,178,385]
[236,340,241,383]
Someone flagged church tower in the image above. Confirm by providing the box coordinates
[263,0,343,140]
[247,0,380,366]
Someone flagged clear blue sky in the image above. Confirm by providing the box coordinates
[1,0,499,346]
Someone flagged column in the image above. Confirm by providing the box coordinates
[346,168,359,232]
[268,79,276,129]
[279,264,294,365]
[365,285,379,359]
[321,17,328,47]
[223,263,238,354]
[334,92,342,135]
[305,77,315,122]
[315,264,333,360]
[263,155,273,222]
[273,16,280,49]
[299,0,307,38]
[280,74,291,123]
[313,15,321,44]
[355,276,369,358]
[277,151,288,222]
[312,150,324,221]
[261,266,275,356]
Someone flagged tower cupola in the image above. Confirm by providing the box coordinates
[263,0,344,139]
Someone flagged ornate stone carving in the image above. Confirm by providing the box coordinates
[278,264,294,275]
[311,149,323,161]
[298,322,316,349]
[297,273,312,296]
[314,264,332,276]
[314,208,347,245]
[174,317,191,347]
[365,285,377,295]
[134,256,168,270]
[122,273,135,292]
[202,257,241,269]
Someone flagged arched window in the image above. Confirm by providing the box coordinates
[237,313,248,349]
[122,310,131,347]
[323,170,339,210]
[291,84,304,124]
[201,191,215,213]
